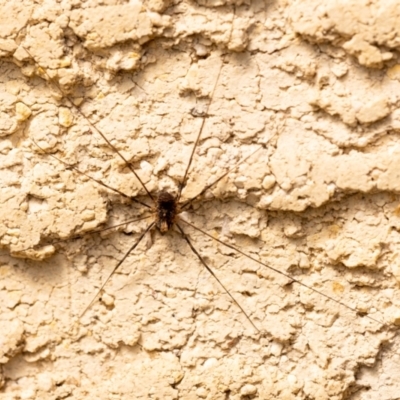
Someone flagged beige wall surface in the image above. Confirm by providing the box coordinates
[1,0,400,399]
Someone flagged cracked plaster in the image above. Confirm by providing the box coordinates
[1,0,400,399]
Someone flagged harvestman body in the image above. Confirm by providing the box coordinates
[155,191,178,234]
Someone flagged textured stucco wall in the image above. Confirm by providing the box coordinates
[1,0,400,399]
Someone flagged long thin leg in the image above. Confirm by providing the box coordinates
[32,140,151,209]
[20,44,154,202]
[180,219,386,327]
[80,221,155,318]
[177,9,236,202]
[181,145,263,210]
[16,215,152,254]
[176,222,260,333]
[177,60,223,201]
[181,119,286,210]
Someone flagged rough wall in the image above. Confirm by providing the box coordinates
[1,0,400,399]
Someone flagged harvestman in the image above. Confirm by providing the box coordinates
[21,41,267,331]
[19,39,387,337]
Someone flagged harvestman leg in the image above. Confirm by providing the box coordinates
[32,140,151,209]
[80,222,156,317]
[181,219,385,328]
[176,223,261,332]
